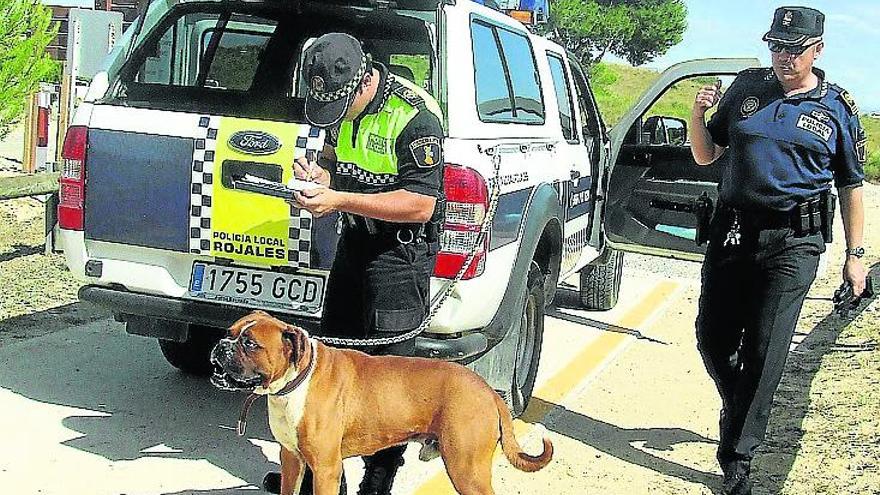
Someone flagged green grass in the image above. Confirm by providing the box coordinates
[592,62,880,183]
[862,117,880,183]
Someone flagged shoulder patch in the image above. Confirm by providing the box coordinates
[409,136,441,168]
[839,90,860,116]
[856,139,867,164]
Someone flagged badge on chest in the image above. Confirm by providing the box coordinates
[796,113,833,141]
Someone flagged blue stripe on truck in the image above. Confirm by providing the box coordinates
[84,129,194,252]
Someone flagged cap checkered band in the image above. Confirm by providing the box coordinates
[309,54,368,103]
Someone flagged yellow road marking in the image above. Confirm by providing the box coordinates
[411,281,680,494]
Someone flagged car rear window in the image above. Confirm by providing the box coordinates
[113,6,438,121]
[137,13,277,90]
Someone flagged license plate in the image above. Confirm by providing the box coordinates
[187,263,325,315]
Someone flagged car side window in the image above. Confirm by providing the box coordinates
[471,19,544,124]
[547,53,576,142]
[569,62,603,140]
[472,21,514,121]
[495,29,544,124]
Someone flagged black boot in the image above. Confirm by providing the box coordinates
[721,458,752,495]
[357,446,407,495]
[263,468,346,494]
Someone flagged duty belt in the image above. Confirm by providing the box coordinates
[719,190,835,244]
[340,213,426,244]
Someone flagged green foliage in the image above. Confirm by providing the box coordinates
[544,0,687,68]
[863,116,880,183]
[0,0,59,139]
[590,62,659,126]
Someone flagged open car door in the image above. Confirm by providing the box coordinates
[604,58,761,262]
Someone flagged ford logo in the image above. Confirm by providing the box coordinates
[228,131,281,155]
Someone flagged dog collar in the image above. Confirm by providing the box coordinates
[237,341,318,436]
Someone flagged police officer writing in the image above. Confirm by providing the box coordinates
[263,33,445,495]
[690,6,868,495]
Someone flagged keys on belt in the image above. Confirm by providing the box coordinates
[724,210,741,247]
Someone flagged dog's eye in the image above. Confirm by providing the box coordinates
[243,338,260,351]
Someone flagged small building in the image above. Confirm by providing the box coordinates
[42,0,139,61]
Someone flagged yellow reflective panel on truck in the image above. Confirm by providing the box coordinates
[188,115,324,268]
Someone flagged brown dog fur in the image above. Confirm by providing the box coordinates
[223,310,552,495]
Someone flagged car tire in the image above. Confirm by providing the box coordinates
[579,249,624,311]
[157,325,224,376]
[510,263,546,418]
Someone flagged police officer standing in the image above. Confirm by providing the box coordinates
[690,7,867,495]
[263,32,444,495]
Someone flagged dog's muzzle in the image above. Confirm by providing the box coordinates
[210,339,263,392]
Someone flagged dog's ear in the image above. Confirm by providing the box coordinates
[282,325,307,364]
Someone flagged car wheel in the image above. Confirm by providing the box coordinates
[157,325,224,376]
[579,248,623,311]
[510,263,546,418]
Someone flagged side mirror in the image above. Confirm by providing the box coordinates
[663,117,688,146]
[641,115,688,146]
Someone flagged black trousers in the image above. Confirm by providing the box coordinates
[321,228,435,355]
[696,210,825,464]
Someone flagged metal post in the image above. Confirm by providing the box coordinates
[56,69,71,164]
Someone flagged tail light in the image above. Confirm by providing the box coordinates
[434,164,490,280]
[58,126,88,230]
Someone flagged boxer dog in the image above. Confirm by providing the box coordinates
[210,310,552,495]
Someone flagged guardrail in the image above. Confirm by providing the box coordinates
[0,173,60,200]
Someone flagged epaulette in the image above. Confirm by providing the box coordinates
[740,67,775,82]
[390,80,426,109]
[828,83,860,116]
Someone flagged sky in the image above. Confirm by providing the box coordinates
[608,0,880,113]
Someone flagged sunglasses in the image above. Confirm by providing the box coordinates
[768,40,820,56]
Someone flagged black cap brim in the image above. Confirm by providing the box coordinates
[305,91,356,128]
[763,30,811,45]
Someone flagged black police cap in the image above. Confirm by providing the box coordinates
[763,6,825,45]
[303,33,370,128]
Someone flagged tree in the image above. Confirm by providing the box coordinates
[0,0,59,139]
[543,0,687,67]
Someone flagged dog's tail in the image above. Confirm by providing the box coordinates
[493,393,553,472]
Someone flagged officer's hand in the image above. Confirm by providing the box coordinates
[293,156,330,187]
[694,81,723,116]
[843,256,868,296]
[289,187,338,218]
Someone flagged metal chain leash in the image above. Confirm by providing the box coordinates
[314,151,504,347]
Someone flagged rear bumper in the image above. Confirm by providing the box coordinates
[79,285,488,361]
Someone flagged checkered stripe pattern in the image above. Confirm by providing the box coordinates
[288,125,325,268]
[336,162,398,185]
[189,116,220,254]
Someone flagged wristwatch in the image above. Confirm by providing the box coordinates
[845,247,866,258]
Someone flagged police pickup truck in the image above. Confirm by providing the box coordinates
[53,0,758,414]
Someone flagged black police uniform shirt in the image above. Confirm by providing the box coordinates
[707,67,866,212]
[325,63,444,203]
